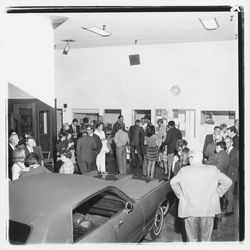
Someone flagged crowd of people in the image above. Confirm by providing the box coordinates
[8,130,50,180]
[7,115,240,242]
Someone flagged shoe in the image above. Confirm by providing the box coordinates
[162,175,169,181]
[224,212,234,217]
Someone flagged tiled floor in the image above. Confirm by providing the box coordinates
[78,153,240,242]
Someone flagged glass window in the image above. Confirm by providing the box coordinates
[39,111,48,134]
[72,189,126,242]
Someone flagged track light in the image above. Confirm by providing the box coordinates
[81,25,112,37]
[62,40,75,55]
[199,17,219,30]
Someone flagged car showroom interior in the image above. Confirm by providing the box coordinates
[2,0,245,245]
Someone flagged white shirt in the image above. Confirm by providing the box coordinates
[26,145,34,153]
[95,130,109,153]
[9,143,15,151]
[12,162,30,180]
[226,145,233,154]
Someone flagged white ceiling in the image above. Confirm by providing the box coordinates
[51,11,238,50]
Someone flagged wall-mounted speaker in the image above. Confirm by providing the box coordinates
[63,104,67,108]
[129,54,140,65]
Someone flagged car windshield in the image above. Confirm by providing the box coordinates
[9,220,31,244]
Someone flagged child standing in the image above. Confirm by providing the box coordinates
[59,150,74,174]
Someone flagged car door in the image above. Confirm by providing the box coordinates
[108,200,144,242]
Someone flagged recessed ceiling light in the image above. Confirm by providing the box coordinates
[81,25,112,37]
[199,17,219,30]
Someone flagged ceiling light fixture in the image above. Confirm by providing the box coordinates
[81,25,112,37]
[199,17,219,30]
[62,40,75,55]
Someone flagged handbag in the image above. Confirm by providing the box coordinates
[159,143,165,153]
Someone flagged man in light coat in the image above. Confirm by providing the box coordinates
[170,150,232,241]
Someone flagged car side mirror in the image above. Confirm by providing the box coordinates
[125,202,133,213]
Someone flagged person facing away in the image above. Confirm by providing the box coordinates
[21,152,51,178]
[156,119,167,168]
[59,150,74,174]
[128,119,144,169]
[114,123,130,175]
[172,139,188,176]
[11,147,29,181]
[170,150,232,242]
[173,147,190,176]
[76,125,97,174]
[145,124,159,178]
[162,120,182,180]
[111,115,126,161]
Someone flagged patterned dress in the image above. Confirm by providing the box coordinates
[145,135,159,161]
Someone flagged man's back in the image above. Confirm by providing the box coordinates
[77,136,96,162]
[203,134,214,153]
[171,163,232,218]
[164,127,182,154]
[129,125,143,145]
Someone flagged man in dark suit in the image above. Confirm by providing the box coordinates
[129,119,144,171]
[8,133,19,180]
[90,126,102,171]
[224,136,239,216]
[162,121,182,179]
[202,126,222,157]
[76,125,97,174]
[227,126,239,150]
[68,119,81,148]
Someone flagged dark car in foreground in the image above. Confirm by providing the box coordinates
[9,173,173,243]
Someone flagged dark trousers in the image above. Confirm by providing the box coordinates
[78,161,93,174]
[55,160,63,173]
[130,145,143,168]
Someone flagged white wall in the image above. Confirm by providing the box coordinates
[55,40,238,149]
[4,15,55,107]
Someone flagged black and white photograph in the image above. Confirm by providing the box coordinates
[1,0,248,246]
